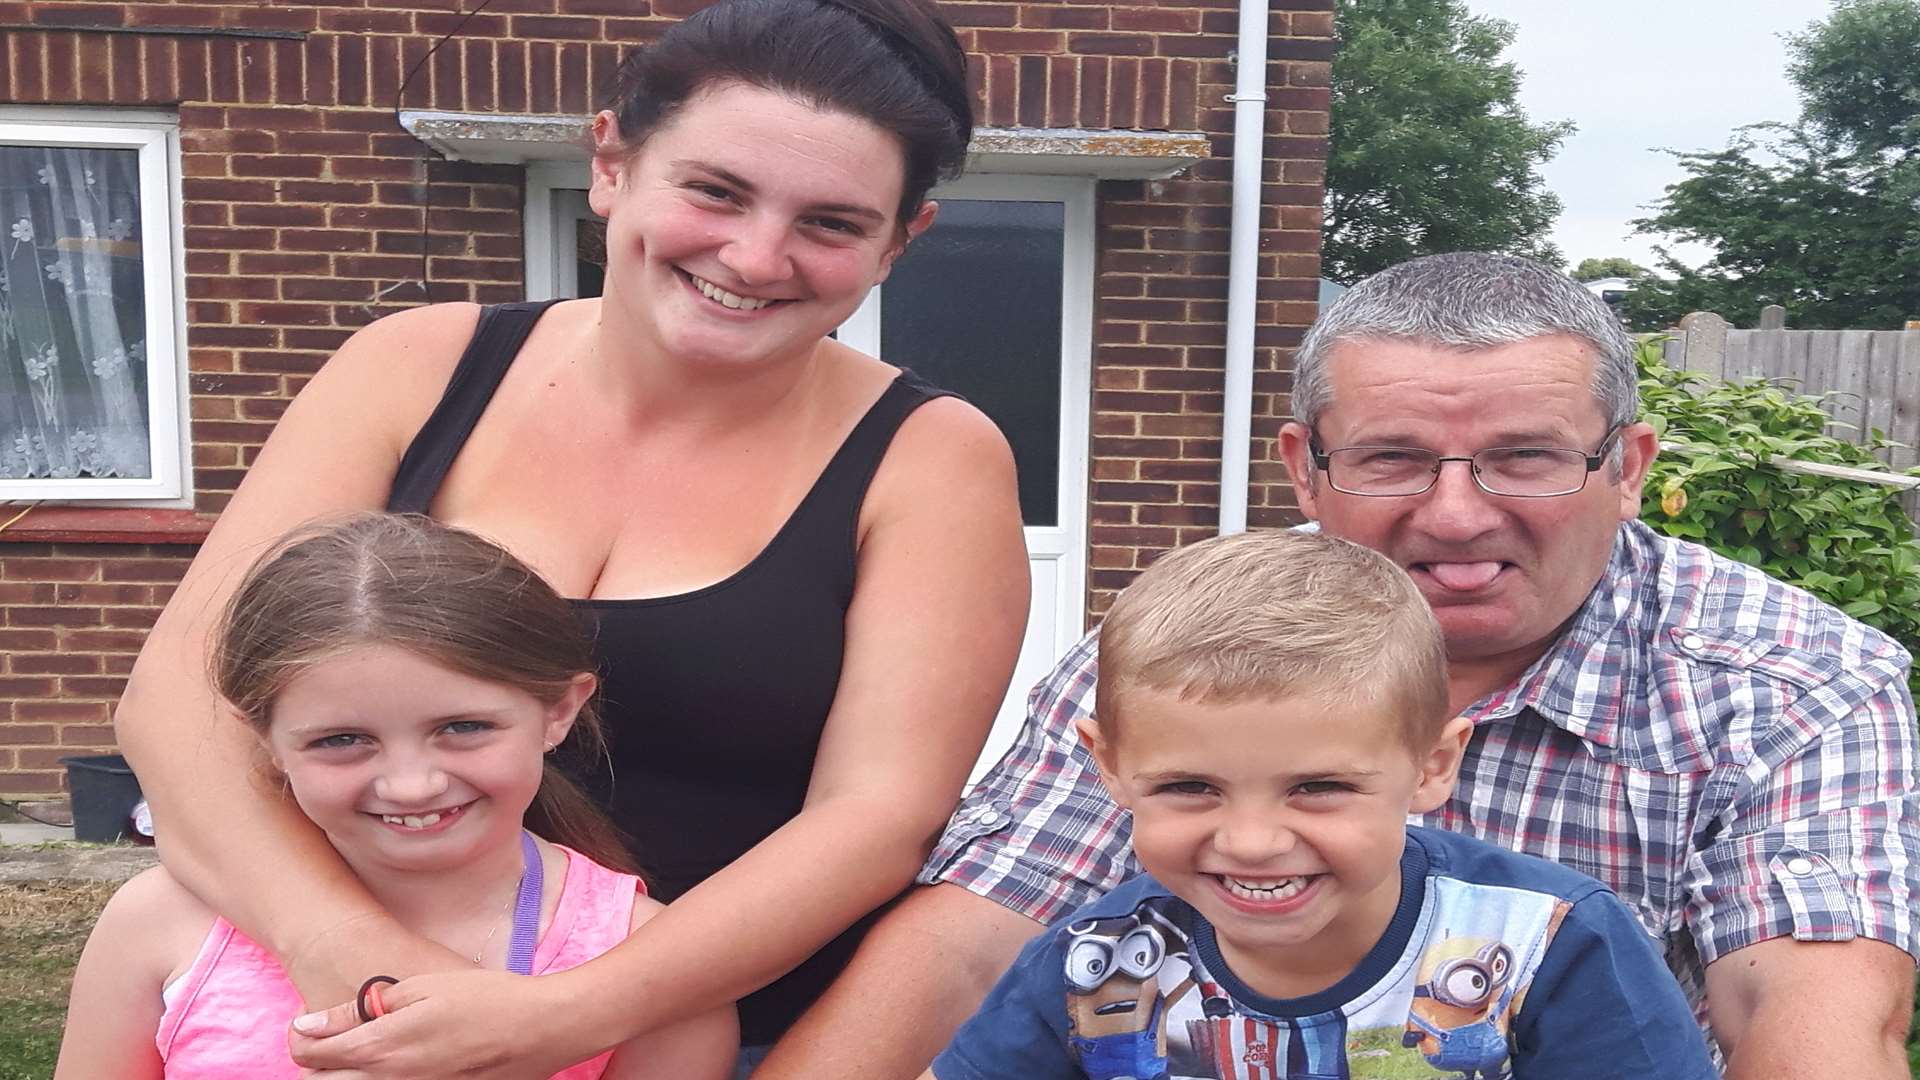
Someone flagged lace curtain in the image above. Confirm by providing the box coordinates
[0,143,150,480]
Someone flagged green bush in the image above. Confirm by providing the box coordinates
[1636,338,1920,697]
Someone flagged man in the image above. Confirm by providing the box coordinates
[757,253,1919,1079]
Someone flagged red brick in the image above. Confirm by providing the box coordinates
[512,14,600,38]
[1016,54,1045,127]
[0,723,57,746]
[556,42,592,111]
[1077,55,1109,127]
[7,605,103,628]
[1,557,100,582]
[15,747,82,771]
[368,34,403,104]
[103,607,159,630]
[1023,5,1106,29]
[529,40,558,112]
[464,38,497,111]
[973,29,1064,53]
[0,582,55,604]
[13,31,46,100]
[59,725,119,746]
[330,31,367,105]
[77,34,111,101]
[1110,57,1140,126]
[1113,9,1200,33]
[15,701,108,723]
[0,771,63,794]
[59,672,133,699]
[1067,32,1153,57]
[0,672,56,699]
[946,4,1017,28]
[44,31,78,101]
[496,39,529,111]
[0,629,57,651]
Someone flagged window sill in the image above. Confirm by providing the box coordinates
[0,506,211,545]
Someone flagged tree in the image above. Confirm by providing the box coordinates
[1622,0,1920,330]
[1322,0,1572,285]
[1570,257,1647,282]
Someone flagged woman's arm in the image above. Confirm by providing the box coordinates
[291,396,1031,1077]
[55,868,217,1080]
[114,303,484,1005]
[601,896,740,1080]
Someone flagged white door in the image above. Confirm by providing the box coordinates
[526,168,1094,779]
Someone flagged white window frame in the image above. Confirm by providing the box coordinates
[525,161,589,303]
[0,108,188,503]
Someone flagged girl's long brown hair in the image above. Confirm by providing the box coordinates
[213,512,638,875]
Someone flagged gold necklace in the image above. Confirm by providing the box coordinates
[469,874,523,967]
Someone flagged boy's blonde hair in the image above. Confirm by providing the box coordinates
[1096,530,1449,744]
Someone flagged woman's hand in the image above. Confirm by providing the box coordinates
[288,968,606,1079]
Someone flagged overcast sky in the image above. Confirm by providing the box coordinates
[1460,0,1830,271]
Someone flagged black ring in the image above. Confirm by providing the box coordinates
[356,975,400,1024]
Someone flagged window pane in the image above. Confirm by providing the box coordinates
[0,143,151,479]
[881,199,1063,527]
[576,216,605,298]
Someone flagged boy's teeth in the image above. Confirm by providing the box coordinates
[1223,875,1310,901]
[690,274,773,311]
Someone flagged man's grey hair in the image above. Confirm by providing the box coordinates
[1292,252,1639,432]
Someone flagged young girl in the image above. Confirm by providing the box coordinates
[54,513,738,1079]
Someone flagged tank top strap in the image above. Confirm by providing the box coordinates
[387,299,564,514]
[792,368,951,531]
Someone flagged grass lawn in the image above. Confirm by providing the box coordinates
[0,880,115,1080]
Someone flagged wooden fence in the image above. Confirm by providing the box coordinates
[1659,311,1920,520]
[1660,311,1920,469]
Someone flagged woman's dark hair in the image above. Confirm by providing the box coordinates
[213,512,638,875]
[605,0,974,223]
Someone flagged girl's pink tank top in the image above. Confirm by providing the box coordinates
[154,845,642,1079]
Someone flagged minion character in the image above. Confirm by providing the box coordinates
[1062,914,1184,1080]
[1401,939,1519,1079]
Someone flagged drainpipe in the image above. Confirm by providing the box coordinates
[1216,0,1272,536]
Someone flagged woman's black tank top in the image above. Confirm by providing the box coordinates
[386,300,949,1043]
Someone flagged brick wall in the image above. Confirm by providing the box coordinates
[0,0,1331,798]
[0,542,188,795]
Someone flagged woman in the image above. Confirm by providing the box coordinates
[113,0,1030,1075]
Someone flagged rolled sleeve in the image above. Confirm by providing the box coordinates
[916,631,1139,924]
[1685,670,1920,965]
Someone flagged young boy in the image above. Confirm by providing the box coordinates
[927,531,1715,1080]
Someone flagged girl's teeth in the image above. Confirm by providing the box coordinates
[383,812,444,828]
[1224,876,1309,901]
[690,274,773,311]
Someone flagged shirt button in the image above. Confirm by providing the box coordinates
[1681,634,1706,651]
[1786,857,1815,876]
[978,810,1002,827]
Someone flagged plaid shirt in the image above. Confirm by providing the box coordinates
[920,520,1920,1036]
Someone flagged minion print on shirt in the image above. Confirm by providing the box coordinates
[934,829,1718,1080]
[1059,881,1569,1080]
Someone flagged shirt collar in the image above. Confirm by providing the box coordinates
[1463,521,1655,746]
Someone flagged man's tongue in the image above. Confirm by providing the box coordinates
[1422,561,1504,591]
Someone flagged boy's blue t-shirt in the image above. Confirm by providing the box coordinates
[933,827,1716,1080]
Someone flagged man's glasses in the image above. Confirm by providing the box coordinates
[1308,425,1624,498]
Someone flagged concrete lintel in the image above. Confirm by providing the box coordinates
[399,111,1209,179]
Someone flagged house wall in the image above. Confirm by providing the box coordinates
[0,0,1331,800]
